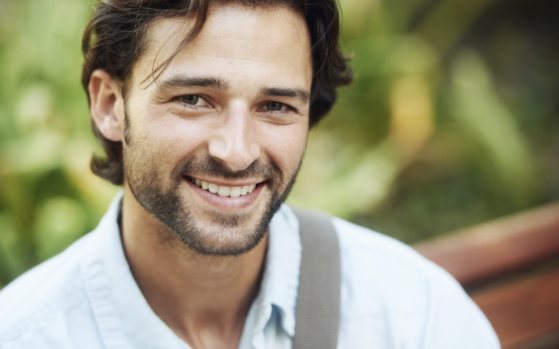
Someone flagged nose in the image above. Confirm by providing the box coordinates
[208,104,261,172]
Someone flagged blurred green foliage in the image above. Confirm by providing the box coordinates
[1,0,558,286]
[292,0,559,239]
[0,0,116,285]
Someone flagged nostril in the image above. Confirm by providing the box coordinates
[208,142,260,172]
[207,113,260,172]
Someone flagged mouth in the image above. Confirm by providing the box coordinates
[186,176,261,198]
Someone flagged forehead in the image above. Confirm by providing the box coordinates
[133,4,312,87]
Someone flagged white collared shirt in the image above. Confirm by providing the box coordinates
[0,195,500,348]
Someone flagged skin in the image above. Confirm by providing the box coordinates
[88,4,312,349]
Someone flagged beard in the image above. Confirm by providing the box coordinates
[124,151,301,256]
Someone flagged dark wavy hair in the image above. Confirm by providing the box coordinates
[82,0,353,185]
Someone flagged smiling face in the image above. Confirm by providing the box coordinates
[110,4,312,255]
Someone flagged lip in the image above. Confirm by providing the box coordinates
[187,175,263,187]
[184,177,265,211]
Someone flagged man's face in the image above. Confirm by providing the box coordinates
[121,4,312,255]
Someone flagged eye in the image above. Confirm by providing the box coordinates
[260,101,292,113]
[180,95,200,105]
[173,94,212,109]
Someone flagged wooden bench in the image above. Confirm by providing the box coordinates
[414,202,559,349]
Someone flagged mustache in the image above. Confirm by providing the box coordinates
[172,156,279,181]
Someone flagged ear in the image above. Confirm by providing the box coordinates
[88,69,126,142]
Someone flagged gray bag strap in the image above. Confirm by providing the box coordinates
[292,208,341,349]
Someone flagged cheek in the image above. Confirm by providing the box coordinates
[260,123,308,170]
[134,116,210,156]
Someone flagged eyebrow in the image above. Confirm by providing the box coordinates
[262,87,310,103]
[158,76,227,90]
[157,75,310,103]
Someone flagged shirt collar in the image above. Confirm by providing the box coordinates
[251,204,301,338]
[83,194,301,347]
[82,193,188,348]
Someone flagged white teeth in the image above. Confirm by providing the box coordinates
[192,179,257,198]
[217,186,230,197]
[208,183,218,193]
[230,187,241,198]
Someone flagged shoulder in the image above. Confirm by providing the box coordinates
[332,217,439,285]
[330,217,499,348]
[0,233,96,347]
[332,217,442,309]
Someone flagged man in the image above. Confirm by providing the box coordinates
[0,0,499,348]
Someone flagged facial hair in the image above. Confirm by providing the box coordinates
[125,151,301,256]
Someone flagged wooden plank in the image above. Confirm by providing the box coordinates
[470,268,559,349]
[414,202,559,285]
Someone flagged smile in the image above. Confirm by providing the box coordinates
[191,178,257,198]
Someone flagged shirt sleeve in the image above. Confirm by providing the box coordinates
[418,262,501,348]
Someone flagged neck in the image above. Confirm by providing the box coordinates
[120,190,268,349]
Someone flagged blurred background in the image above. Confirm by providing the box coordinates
[0,0,557,287]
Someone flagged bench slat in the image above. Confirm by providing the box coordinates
[471,267,559,349]
[415,202,559,286]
